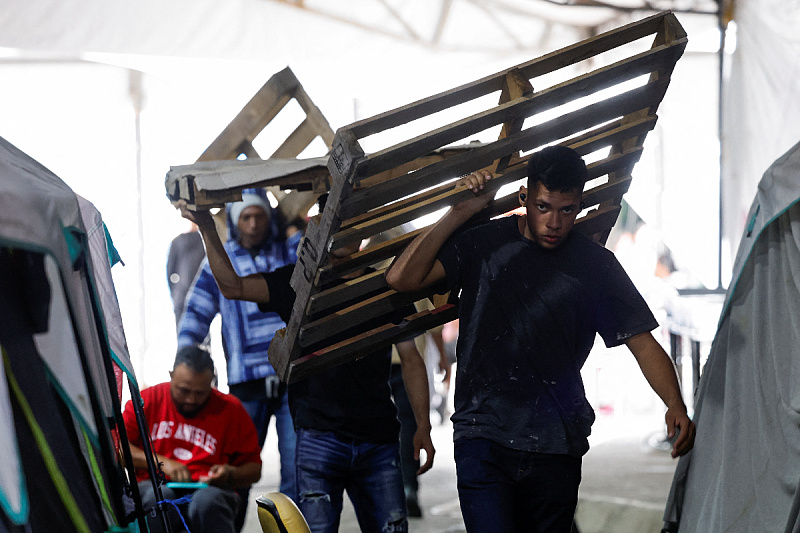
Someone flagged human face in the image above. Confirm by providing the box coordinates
[519,182,582,249]
[237,205,270,249]
[169,364,214,418]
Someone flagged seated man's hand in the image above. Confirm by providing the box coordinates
[162,458,192,482]
[201,464,234,488]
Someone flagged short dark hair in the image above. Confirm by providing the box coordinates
[526,145,588,192]
[174,345,215,375]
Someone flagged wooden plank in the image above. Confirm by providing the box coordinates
[346,11,674,140]
[287,304,459,383]
[307,269,387,316]
[494,68,534,173]
[355,146,476,189]
[341,75,668,218]
[335,115,655,240]
[352,39,681,180]
[298,286,431,348]
[269,131,362,380]
[332,164,526,249]
[574,204,623,237]
[198,67,300,162]
[271,118,324,159]
[318,228,422,285]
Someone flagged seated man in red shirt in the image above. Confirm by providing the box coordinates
[123,345,262,533]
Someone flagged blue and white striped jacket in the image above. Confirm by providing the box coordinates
[177,229,301,385]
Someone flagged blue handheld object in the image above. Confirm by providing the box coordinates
[166,481,208,490]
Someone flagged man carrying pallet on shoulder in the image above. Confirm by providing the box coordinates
[386,145,695,533]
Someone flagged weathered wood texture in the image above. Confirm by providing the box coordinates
[165,66,336,213]
[267,12,687,383]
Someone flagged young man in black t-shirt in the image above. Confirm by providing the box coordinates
[176,203,434,533]
[386,145,696,533]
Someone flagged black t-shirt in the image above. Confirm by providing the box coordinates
[437,215,657,456]
[259,266,413,443]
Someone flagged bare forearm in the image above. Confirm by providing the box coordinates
[627,332,684,409]
[387,171,496,291]
[627,331,696,456]
[194,218,244,298]
[399,350,432,432]
[396,340,436,472]
[386,207,470,292]
[194,215,270,303]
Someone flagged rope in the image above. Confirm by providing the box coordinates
[156,493,194,533]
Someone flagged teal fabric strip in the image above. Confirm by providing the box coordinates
[102,223,124,268]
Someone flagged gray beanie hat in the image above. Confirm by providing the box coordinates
[229,193,270,226]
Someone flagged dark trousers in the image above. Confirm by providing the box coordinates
[454,438,581,533]
[138,481,241,533]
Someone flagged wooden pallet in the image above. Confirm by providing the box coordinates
[264,12,687,383]
[165,66,335,221]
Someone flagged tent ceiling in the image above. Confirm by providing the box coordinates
[0,0,719,64]
[268,0,719,53]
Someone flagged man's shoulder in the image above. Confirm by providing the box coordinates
[141,381,170,395]
[139,382,170,408]
[559,232,622,278]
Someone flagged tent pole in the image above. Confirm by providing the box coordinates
[717,0,730,291]
[132,386,174,533]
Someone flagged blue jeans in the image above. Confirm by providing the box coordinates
[454,438,581,533]
[295,429,407,533]
[238,389,297,500]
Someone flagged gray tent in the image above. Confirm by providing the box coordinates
[0,135,153,532]
[663,140,800,532]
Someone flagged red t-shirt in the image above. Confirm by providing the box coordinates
[123,382,262,482]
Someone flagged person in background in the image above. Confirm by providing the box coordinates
[178,187,301,503]
[123,345,262,533]
[166,221,206,329]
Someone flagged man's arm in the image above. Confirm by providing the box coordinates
[386,170,495,292]
[127,443,193,482]
[626,331,696,458]
[177,201,270,303]
[395,339,435,475]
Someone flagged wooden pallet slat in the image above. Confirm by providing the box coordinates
[166,67,336,210]
[342,77,666,220]
[287,304,460,383]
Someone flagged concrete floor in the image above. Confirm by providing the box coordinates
[241,411,678,533]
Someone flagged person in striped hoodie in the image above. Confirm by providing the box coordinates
[178,188,302,509]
